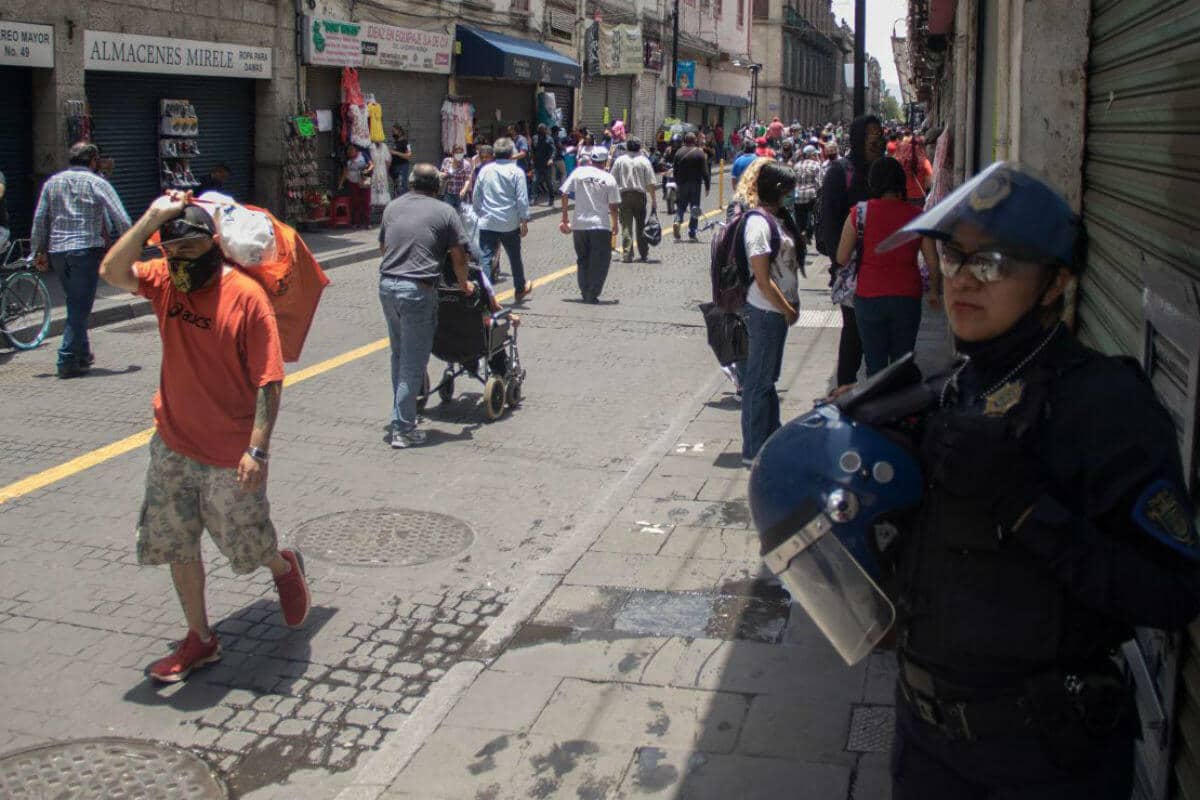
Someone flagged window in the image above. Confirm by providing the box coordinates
[752,0,769,21]
[737,0,744,27]
[715,0,722,19]
[511,0,529,10]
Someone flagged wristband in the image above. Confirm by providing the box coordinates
[246,446,269,462]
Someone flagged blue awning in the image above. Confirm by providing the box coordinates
[454,25,581,87]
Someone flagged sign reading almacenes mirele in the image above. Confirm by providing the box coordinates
[302,17,452,74]
[84,31,273,79]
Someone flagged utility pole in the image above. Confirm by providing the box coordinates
[853,0,865,117]
[670,0,681,118]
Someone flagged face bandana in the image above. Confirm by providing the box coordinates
[167,246,222,293]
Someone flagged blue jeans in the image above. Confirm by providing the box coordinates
[478,228,527,293]
[741,303,788,461]
[855,294,922,376]
[378,277,438,433]
[51,247,104,369]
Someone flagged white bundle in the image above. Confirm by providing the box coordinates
[196,192,277,267]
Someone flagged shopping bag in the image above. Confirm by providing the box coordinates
[197,193,277,267]
[644,212,663,247]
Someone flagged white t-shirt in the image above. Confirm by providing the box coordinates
[560,166,620,231]
[743,212,800,313]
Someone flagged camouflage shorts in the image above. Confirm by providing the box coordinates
[136,434,278,574]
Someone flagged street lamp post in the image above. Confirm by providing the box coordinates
[750,63,762,122]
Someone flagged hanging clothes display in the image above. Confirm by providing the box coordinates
[368,101,385,143]
[347,105,371,149]
[441,99,473,154]
[536,91,557,128]
[369,142,392,206]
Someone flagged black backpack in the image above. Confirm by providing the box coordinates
[710,207,781,312]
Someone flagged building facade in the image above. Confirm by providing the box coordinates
[903,2,1200,799]
[750,0,840,125]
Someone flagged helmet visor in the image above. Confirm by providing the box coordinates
[762,511,895,665]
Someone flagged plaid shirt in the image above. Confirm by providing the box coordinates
[441,157,473,196]
[794,158,823,203]
[30,167,132,254]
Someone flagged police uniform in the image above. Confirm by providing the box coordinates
[890,310,1200,798]
[748,163,1200,800]
[881,165,1200,798]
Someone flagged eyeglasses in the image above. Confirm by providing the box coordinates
[937,243,1041,283]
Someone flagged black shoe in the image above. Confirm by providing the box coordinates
[57,363,89,379]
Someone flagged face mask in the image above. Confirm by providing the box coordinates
[167,246,222,293]
[453,153,463,161]
[780,193,797,210]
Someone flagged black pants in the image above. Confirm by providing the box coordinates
[893,693,1134,800]
[836,304,863,386]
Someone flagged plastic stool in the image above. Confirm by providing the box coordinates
[329,196,352,228]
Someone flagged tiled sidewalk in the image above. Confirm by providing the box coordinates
[376,319,906,800]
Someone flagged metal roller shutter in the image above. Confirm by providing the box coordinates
[607,77,634,130]
[356,71,447,161]
[0,66,34,239]
[87,73,255,219]
[580,76,607,132]
[457,79,535,145]
[636,74,659,143]
[1082,4,1200,800]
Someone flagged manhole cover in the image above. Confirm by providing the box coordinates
[846,705,895,753]
[0,737,226,799]
[290,508,475,566]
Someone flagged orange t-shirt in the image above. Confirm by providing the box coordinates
[137,261,285,468]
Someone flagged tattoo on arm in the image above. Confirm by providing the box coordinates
[252,381,282,447]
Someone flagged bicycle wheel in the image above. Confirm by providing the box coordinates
[1,271,52,350]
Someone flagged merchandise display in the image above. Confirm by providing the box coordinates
[441,99,473,153]
[158,98,201,191]
[284,112,323,225]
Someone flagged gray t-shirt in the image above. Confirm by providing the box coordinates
[379,192,469,281]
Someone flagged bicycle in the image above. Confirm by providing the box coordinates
[1,239,52,350]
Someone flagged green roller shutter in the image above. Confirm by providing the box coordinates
[87,73,256,218]
[0,66,34,238]
[1082,4,1200,800]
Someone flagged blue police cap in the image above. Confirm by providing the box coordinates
[877,162,1081,269]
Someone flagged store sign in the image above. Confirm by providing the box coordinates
[303,17,451,74]
[599,24,642,76]
[84,31,272,78]
[0,21,54,68]
[676,60,696,98]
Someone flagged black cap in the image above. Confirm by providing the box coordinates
[158,205,216,246]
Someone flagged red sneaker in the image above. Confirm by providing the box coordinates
[275,550,310,628]
[149,630,221,683]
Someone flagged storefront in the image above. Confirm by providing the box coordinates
[579,76,634,134]
[0,20,54,238]
[453,25,581,145]
[302,17,451,191]
[83,30,271,218]
[679,90,749,134]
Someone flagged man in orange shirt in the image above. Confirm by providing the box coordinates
[99,192,310,683]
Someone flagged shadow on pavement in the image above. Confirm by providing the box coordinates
[31,365,143,380]
[122,600,336,713]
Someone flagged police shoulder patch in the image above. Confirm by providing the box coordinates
[1132,479,1200,561]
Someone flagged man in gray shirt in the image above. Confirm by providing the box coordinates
[378,163,473,448]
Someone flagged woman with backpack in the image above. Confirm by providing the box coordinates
[835,157,940,376]
[738,161,804,466]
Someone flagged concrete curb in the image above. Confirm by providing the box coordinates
[9,244,378,346]
[333,368,726,799]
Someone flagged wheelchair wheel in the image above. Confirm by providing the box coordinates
[505,377,522,408]
[416,372,430,413]
[438,373,455,404]
[484,376,506,421]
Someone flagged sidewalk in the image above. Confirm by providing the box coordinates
[341,281,953,800]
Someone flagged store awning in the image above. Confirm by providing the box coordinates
[692,89,751,108]
[455,25,581,87]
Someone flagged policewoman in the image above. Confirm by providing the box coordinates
[749,162,1200,799]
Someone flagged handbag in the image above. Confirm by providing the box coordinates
[830,200,867,307]
[644,212,663,247]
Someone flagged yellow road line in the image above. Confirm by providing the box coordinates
[0,211,723,505]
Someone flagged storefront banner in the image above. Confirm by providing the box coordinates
[643,40,663,71]
[84,31,272,78]
[303,17,451,74]
[599,24,642,76]
[0,21,54,68]
[584,22,601,78]
[676,60,696,98]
